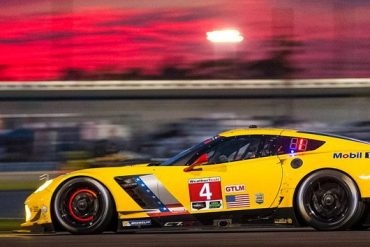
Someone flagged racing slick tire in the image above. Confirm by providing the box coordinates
[296,169,365,230]
[52,177,114,234]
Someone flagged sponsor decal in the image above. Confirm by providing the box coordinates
[225,194,250,208]
[191,201,223,210]
[189,177,221,184]
[192,202,207,210]
[209,200,222,209]
[274,218,293,224]
[122,219,152,227]
[164,222,184,227]
[255,193,264,204]
[366,152,370,159]
[333,152,362,159]
[225,184,246,193]
[189,177,223,211]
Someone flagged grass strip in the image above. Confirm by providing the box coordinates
[0,219,22,231]
[0,181,38,191]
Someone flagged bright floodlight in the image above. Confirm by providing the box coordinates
[206,29,244,43]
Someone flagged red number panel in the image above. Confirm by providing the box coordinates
[188,177,222,202]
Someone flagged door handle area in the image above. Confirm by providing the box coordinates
[183,167,203,172]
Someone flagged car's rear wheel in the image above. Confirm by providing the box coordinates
[53,177,114,234]
[296,170,365,230]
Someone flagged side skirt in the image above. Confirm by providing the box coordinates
[118,207,299,231]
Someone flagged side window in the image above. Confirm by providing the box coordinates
[260,135,280,157]
[206,138,240,164]
[204,136,264,165]
[236,137,262,160]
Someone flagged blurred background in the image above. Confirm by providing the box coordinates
[0,0,370,230]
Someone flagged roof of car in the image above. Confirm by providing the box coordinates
[219,128,291,137]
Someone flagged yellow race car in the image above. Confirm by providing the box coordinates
[22,128,370,234]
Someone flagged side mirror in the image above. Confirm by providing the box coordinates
[183,153,208,172]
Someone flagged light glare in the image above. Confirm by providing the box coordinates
[35,179,54,193]
[207,29,244,43]
[25,205,31,221]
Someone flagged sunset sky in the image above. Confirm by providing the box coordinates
[1,0,370,80]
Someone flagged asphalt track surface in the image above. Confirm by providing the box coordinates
[1,228,370,247]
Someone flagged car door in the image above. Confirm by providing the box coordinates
[153,135,283,215]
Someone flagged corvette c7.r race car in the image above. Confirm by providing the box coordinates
[22,128,370,234]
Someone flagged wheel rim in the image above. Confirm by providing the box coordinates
[58,184,104,228]
[68,189,98,222]
[303,176,351,224]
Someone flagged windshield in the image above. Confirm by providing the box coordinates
[160,136,223,166]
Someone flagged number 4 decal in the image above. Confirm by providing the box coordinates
[199,183,212,200]
[188,177,222,203]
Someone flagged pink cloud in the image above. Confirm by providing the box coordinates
[0,1,370,80]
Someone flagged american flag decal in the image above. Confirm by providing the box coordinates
[226,194,250,208]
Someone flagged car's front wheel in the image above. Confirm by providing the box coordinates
[296,169,365,230]
[52,177,114,234]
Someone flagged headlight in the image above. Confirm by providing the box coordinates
[25,205,31,221]
[34,179,54,193]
